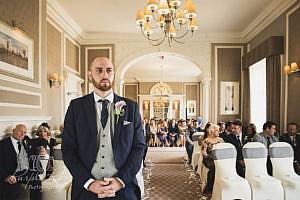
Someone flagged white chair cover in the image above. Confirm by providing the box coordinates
[42,160,72,200]
[242,142,284,200]
[211,143,251,200]
[191,141,201,169]
[136,162,144,198]
[270,142,300,200]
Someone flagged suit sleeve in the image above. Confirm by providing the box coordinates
[62,101,92,188]
[117,102,146,186]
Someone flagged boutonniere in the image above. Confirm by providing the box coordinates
[114,100,126,123]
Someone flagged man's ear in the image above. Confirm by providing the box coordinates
[88,71,92,81]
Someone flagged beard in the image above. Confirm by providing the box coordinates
[91,77,113,92]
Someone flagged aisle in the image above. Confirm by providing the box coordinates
[143,147,202,200]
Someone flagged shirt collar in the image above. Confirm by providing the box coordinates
[93,91,114,104]
[10,136,20,144]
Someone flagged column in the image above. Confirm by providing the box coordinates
[202,78,211,125]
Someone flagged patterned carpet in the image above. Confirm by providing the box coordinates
[143,161,202,200]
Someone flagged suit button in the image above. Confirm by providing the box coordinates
[102,156,104,159]
[101,167,104,169]
[102,145,105,148]
[102,135,105,137]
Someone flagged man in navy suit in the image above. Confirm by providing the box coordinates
[0,124,42,200]
[62,57,146,200]
[227,120,245,177]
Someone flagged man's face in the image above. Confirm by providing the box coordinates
[89,57,114,92]
[288,125,297,136]
[12,125,27,141]
[226,124,233,132]
[266,125,276,136]
[232,125,241,135]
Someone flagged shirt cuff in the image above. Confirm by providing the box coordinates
[84,178,95,190]
[116,177,125,188]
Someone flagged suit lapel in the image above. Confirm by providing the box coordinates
[85,93,98,137]
[113,93,126,145]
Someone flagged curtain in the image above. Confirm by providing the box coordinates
[266,55,281,130]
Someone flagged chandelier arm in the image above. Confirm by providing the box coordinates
[172,37,185,44]
[174,29,191,39]
[149,34,167,46]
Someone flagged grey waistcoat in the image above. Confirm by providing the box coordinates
[15,143,29,173]
[91,102,118,179]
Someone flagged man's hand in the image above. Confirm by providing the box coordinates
[5,175,17,184]
[88,179,115,198]
[239,160,245,167]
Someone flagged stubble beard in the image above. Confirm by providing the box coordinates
[91,77,113,92]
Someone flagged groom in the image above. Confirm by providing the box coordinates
[62,57,146,200]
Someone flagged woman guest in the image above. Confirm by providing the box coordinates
[244,123,257,144]
[158,121,169,147]
[31,123,57,178]
[201,123,224,198]
[146,119,158,147]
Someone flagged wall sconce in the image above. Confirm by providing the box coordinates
[49,73,63,88]
[284,62,300,76]
[10,20,25,32]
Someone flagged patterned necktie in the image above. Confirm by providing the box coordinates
[17,141,21,154]
[98,99,109,128]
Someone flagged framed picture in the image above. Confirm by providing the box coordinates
[187,100,196,116]
[0,21,34,79]
[220,81,239,115]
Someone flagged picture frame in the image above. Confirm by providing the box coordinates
[187,100,196,116]
[0,21,34,79]
[220,81,239,115]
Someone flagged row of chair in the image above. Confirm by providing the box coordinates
[211,142,300,200]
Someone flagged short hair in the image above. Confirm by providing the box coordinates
[263,121,276,130]
[247,123,257,134]
[287,122,298,128]
[36,125,51,137]
[233,120,242,127]
[225,121,233,129]
[207,123,220,135]
[217,122,225,126]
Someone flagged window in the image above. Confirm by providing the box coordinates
[249,58,266,132]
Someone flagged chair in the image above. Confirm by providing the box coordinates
[211,143,251,200]
[242,142,284,200]
[270,142,300,200]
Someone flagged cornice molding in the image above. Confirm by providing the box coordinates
[241,0,297,42]
[47,0,297,44]
[131,76,201,82]
[47,0,84,42]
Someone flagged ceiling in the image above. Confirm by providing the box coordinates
[55,0,278,34]
[123,52,202,82]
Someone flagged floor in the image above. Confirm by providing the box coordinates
[143,147,203,200]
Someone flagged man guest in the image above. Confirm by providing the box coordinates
[62,57,146,200]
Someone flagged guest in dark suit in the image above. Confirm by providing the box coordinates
[168,119,179,147]
[227,120,245,177]
[219,121,233,142]
[0,124,42,200]
[279,122,300,173]
[62,57,146,200]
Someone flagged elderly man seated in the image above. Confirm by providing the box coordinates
[0,124,46,200]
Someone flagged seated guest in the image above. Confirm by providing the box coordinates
[178,120,188,147]
[146,119,158,147]
[279,122,300,173]
[253,121,278,175]
[158,121,169,147]
[244,123,257,144]
[217,122,225,134]
[168,118,179,147]
[0,124,42,200]
[30,123,57,178]
[201,123,224,197]
[219,121,233,142]
[227,120,246,177]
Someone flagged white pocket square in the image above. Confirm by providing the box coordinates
[123,121,132,125]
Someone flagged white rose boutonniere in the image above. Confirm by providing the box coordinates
[114,100,126,123]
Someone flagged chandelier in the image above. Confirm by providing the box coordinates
[136,0,198,47]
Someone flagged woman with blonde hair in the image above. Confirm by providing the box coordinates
[201,123,224,198]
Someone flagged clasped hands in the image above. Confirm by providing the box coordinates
[88,177,123,198]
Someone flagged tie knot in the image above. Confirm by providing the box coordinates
[98,99,109,105]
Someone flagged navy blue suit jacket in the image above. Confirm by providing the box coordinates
[62,93,146,200]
